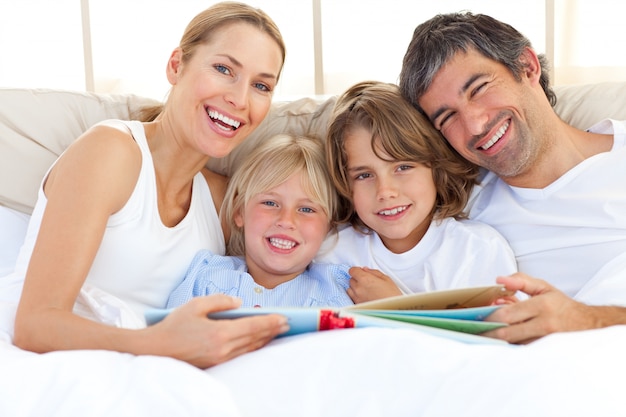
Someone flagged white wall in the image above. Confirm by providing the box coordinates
[0,0,624,101]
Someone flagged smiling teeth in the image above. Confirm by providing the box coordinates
[481,121,510,150]
[378,206,407,216]
[269,237,296,250]
[208,109,241,130]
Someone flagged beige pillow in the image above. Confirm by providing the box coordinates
[0,88,158,213]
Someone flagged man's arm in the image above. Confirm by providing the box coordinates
[482,273,626,344]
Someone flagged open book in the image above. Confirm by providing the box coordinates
[146,285,514,345]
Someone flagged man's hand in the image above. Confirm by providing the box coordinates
[483,272,626,344]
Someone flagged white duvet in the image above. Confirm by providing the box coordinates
[1,205,624,417]
[1,318,625,417]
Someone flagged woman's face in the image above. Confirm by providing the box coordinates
[166,22,284,158]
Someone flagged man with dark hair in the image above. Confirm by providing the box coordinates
[399,12,626,344]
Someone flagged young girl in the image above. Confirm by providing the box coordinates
[167,133,353,308]
[317,81,517,303]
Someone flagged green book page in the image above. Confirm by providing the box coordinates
[353,311,506,335]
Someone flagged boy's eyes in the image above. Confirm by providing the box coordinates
[353,165,413,180]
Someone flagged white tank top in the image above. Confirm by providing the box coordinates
[15,120,225,319]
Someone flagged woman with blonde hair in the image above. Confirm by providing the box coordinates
[11,2,288,369]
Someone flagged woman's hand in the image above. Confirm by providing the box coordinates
[347,266,402,304]
[144,295,289,368]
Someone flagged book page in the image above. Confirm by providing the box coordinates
[345,285,514,311]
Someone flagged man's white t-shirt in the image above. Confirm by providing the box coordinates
[468,119,626,303]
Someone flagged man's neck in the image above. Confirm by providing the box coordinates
[501,126,613,189]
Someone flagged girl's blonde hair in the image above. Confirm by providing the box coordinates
[326,81,479,231]
[222,134,338,256]
[139,1,286,121]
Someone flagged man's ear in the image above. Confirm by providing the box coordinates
[519,47,542,84]
[166,47,184,85]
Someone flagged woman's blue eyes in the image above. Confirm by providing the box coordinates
[215,64,230,75]
[214,65,271,92]
[254,82,271,92]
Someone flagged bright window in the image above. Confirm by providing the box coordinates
[0,0,624,101]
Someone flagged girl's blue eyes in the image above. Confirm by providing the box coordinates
[260,201,316,213]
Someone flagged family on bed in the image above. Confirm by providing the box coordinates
[6,1,626,369]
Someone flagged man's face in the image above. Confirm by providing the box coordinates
[418,48,544,181]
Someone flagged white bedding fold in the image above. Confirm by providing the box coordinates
[0,340,242,417]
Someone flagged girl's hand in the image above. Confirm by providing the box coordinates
[347,266,402,304]
[144,295,289,368]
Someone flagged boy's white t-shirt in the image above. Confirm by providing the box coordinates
[316,217,517,294]
[468,119,626,302]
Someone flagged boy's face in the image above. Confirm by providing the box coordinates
[344,126,436,254]
[235,171,330,288]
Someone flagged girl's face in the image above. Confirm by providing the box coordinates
[166,22,283,159]
[344,126,437,254]
[234,171,330,289]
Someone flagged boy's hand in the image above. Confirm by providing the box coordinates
[347,266,402,304]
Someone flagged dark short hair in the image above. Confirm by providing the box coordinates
[399,12,556,110]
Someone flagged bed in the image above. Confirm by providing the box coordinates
[2,83,626,416]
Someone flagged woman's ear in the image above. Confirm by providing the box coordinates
[166,47,184,85]
[519,47,542,84]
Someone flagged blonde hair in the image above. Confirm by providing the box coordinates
[222,134,338,256]
[139,1,286,122]
[326,81,479,231]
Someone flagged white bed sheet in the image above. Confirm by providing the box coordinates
[1,206,624,417]
[0,206,29,277]
[1,320,625,417]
